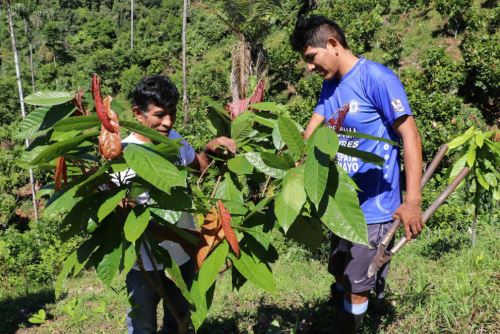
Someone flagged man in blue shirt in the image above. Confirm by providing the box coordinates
[290,16,423,333]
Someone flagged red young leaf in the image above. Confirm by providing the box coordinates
[92,74,116,133]
[54,156,67,190]
[228,79,266,119]
[217,200,240,257]
[98,96,122,160]
[196,207,224,269]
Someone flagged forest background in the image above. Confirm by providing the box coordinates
[0,0,498,333]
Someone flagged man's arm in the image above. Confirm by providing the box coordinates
[392,115,423,241]
[304,113,325,139]
[189,136,237,172]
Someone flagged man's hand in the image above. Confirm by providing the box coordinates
[205,136,237,156]
[393,201,423,241]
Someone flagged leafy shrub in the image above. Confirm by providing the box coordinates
[421,47,465,93]
[436,0,473,36]
[398,0,431,13]
[379,28,403,67]
[0,218,78,292]
[460,32,500,123]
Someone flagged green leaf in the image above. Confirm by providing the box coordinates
[231,111,255,143]
[54,115,100,131]
[260,152,294,170]
[255,113,277,128]
[96,241,123,286]
[202,96,230,119]
[447,127,475,150]
[244,152,285,179]
[307,126,339,157]
[28,309,46,324]
[286,216,323,252]
[123,144,186,194]
[236,226,271,250]
[447,153,467,186]
[278,116,304,159]
[29,130,99,165]
[338,146,384,166]
[249,102,286,113]
[229,248,276,292]
[272,124,284,150]
[24,91,74,106]
[18,104,75,138]
[228,156,254,174]
[121,242,136,275]
[124,207,151,243]
[274,166,306,232]
[55,251,78,298]
[475,133,484,148]
[337,130,398,146]
[214,174,246,215]
[322,181,368,246]
[97,189,127,222]
[197,242,229,293]
[150,187,193,211]
[475,169,489,190]
[305,147,329,209]
[484,173,497,187]
[120,120,182,148]
[466,144,477,167]
[207,109,230,137]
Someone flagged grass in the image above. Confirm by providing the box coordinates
[2,222,499,334]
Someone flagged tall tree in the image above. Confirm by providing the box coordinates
[130,0,134,49]
[12,1,52,92]
[182,0,189,125]
[4,0,39,221]
[198,1,280,102]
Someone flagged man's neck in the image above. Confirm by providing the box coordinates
[132,132,151,143]
[337,52,360,80]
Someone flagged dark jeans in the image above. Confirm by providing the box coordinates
[126,259,195,334]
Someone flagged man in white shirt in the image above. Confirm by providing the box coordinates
[122,75,236,334]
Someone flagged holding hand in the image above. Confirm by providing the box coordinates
[205,136,237,156]
[393,201,423,241]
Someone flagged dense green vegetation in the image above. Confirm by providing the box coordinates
[0,0,498,333]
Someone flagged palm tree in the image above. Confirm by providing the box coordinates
[197,1,281,103]
[4,0,39,221]
[182,0,189,125]
[12,1,52,92]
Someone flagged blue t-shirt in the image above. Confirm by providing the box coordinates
[314,57,412,224]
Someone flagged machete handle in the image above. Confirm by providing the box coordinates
[389,166,471,257]
[381,218,400,247]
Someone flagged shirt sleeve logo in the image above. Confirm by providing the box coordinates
[391,99,405,113]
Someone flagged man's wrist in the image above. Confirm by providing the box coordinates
[404,196,421,206]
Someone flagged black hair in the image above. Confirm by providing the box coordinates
[290,15,348,52]
[131,75,179,114]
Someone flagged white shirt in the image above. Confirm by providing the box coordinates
[115,131,196,270]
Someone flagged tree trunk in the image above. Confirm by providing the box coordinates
[23,19,36,92]
[6,0,39,222]
[130,0,134,49]
[182,0,189,125]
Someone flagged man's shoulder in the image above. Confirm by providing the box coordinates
[361,59,397,81]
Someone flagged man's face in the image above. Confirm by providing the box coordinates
[134,104,176,136]
[302,41,339,80]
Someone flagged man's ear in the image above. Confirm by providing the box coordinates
[326,37,339,49]
[132,106,145,121]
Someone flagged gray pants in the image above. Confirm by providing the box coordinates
[328,221,394,298]
[126,259,195,334]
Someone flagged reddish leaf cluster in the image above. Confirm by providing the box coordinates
[196,200,240,269]
[54,156,67,190]
[91,74,122,160]
[98,96,122,160]
[226,79,265,119]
